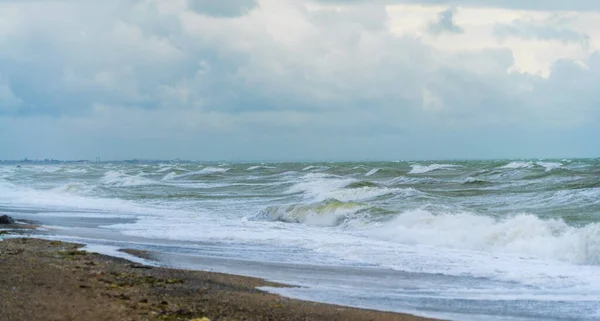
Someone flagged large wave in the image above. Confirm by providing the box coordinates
[369,209,600,265]
[254,199,366,226]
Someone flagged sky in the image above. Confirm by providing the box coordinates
[0,0,599,161]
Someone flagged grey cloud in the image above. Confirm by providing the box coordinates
[0,83,22,110]
[494,20,590,46]
[0,0,598,160]
[428,8,463,35]
[315,0,600,11]
[187,0,258,17]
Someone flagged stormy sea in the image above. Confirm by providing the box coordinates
[1,159,599,320]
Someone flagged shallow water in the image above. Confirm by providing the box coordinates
[1,159,599,320]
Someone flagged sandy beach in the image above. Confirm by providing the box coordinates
[0,238,441,321]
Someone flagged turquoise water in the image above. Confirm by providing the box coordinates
[1,159,599,320]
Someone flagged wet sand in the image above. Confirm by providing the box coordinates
[0,238,442,321]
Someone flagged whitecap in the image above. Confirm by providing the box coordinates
[101,170,156,187]
[365,168,380,176]
[369,209,600,265]
[409,164,458,174]
[500,161,534,169]
[536,162,563,172]
[247,165,276,171]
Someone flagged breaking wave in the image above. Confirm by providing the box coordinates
[247,165,276,171]
[166,167,230,180]
[370,209,600,265]
[254,199,366,226]
[463,177,492,185]
[287,173,418,202]
[365,168,380,176]
[101,170,157,187]
[536,162,563,172]
[345,181,379,189]
[500,161,534,169]
[409,164,459,174]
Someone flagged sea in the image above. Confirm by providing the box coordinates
[1,159,599,320]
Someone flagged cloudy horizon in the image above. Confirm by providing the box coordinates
[0,0,598,161]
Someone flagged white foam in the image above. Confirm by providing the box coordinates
[64,168,88,174]
[302,166,324,171]
[409,164,458,174]
[247,165,276,171]
[175,167,229,179]
[536,162,563,172]
[0,180,155,215]
[369,209,600,265]
[287,173,412,202]
[157,166,173,173]
[500,161,534,169]
[40,166,61,173]
[101,170,156,187]
[51,182,93,195]
[365,168,379,176]
[255,200,367,227]
[82,244,159,267]
[162,172,178,181]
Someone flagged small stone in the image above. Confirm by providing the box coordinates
[0,215,15,224]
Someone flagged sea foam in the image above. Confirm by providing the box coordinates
[370,209,600,265]
[409,164,458,174]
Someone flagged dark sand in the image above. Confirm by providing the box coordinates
[0,238,442,321]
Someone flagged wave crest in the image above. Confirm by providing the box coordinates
[409,164,458,174]
[101,170,156,187]
[500,161,534,169]
[288,174,417,202]
[371,209,600,265]
[254,199,365,226]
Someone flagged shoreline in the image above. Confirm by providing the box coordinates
[0,237,442,321]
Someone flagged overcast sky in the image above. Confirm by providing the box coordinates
[0,0,598,161]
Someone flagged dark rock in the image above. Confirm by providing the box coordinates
[0,215,15,224]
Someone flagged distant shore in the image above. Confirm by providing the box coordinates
[0,238,441,321]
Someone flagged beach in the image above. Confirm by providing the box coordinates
[0,237,439,321]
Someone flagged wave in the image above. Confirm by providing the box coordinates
[51,182,94,195]
[463,177,492,185]
[247,165,276,171]
[370,209,600,265]
[288,173,416,202]
[500,161,534,169]
[0,180,147,214]
[302,165,328,171]
[197,167,229,174]
[345,181,379,189]
[386,176,440,185]
[157,166,174,173]
[162,172,178,181]
[536,162,563,172]
[168,167,230,180]
[101,170,157,187]
[40,166,61,173]
[254,199,365,226]
[409,164,458,174]
[64,168,88,174]
[365,168,380,176]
